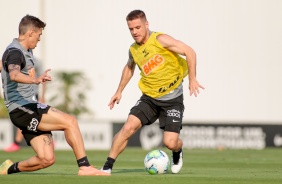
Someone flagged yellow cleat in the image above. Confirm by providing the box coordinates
[0,159,13,175]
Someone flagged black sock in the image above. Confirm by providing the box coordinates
[14,141,20,146]
[103,157,115,170]
[172,148,182,164]
[77,156,91,167]
[7,162,20,174]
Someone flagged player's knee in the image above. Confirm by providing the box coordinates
[121,123,135,137]
[40,157,56,168]
[164,140,178,150]
[65,115,79,129]
[165,143,178,150]
[37,154,56,168]
[46,157,56,167]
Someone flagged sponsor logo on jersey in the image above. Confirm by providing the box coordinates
[158,76,180,93]
[142,48,149,57]
[142,55,164,76]
[28,67,35,77]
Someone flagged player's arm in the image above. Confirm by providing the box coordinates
[108,51,136,109]
[9,65,51,85]
[157,34,196,81]
[116,56,136,94]
[8,64,36,84]
[6,50,36,84]
[157,34,204,97]
[7,50,51,84]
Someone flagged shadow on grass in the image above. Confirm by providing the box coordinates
[17,172,74,176]
[114,169,145,173]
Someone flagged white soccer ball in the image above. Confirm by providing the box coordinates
[144,150,170,174]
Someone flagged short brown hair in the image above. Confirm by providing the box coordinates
[126,10,147,21]
[19,15,46,35]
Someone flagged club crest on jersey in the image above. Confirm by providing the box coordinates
[37,103,48,109]
[27,118,39,132]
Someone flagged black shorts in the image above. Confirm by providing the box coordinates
[129,94,184,133]
[9,103,52,146]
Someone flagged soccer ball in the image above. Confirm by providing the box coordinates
[144,150,170,175]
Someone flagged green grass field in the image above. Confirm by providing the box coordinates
[1,148,282,184]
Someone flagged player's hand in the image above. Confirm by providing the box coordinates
[108,93,122,110]
[189,79,205,97]
[37,69,52,84]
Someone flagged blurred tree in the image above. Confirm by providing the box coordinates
[48,71,91,117]
[0,96,9,118]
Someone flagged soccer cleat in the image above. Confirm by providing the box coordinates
[78,166,111,176]
[4,143,20,152]
[0,159,13,175]
[100,168,112,174]
[171,150,183,174]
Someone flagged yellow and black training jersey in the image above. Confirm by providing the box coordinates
[130,32,188,98]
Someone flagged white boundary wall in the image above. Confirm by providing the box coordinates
[0,119,112,150]
[1,120,282,150]
[0,120,14,149]
[52,120,112,150]
[0,0,282,124]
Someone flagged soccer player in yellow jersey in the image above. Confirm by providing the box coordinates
[101,10,204,174]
